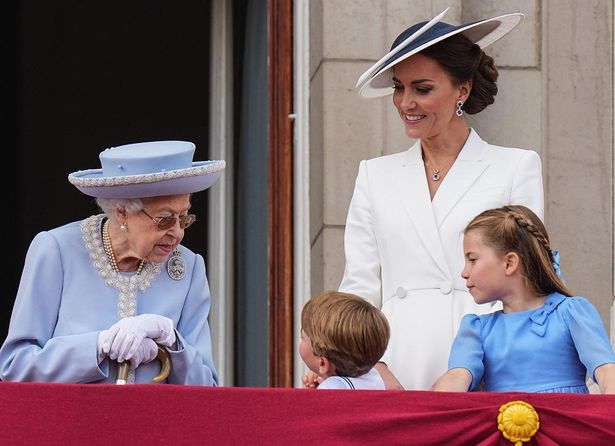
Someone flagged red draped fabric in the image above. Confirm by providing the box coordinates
[1,383,613,445]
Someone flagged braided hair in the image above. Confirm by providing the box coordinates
[465,205,572,297]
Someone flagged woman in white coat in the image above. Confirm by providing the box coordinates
[339,9,544,390]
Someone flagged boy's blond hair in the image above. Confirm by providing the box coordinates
[301,291,390,377]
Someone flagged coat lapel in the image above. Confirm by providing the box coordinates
[395,141,450,277]
[431,129,490,227]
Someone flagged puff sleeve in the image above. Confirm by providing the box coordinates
[448,314,485,391]
[565,297,615,381]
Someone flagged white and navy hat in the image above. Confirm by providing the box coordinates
[68,140,225,198]
[356,8,524,98]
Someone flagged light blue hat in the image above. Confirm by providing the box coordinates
[68,140,225,198]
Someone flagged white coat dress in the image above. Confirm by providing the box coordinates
[339,129,544,390]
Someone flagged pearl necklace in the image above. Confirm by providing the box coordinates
[102,219,145,274]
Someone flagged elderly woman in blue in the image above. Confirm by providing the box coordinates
[431,205,615,394]
[0,141,225,385]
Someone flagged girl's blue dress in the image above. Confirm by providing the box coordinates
[448,292,615,393]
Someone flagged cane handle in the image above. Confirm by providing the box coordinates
[115,344,172,384]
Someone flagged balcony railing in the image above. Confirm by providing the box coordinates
[1,382,613,445]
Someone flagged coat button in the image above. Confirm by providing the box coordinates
[396,287,407,298]
[440,282,452,294]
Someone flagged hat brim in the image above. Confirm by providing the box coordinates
[355,8,450,90]
[68,160,225,198]
[357,13,524,98]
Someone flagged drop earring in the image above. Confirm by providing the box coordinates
[120,222,127,231]
[456,100,464,117]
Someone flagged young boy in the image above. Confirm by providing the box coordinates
[300,291,390,390]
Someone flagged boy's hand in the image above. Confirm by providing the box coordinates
[302,371,323,388]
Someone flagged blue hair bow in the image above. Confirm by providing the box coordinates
[552,250,562,278]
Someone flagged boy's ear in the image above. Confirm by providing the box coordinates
[504,252,520,276]
[318,356,334,376]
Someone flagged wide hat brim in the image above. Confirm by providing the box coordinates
[68,160,225,198]
[69,160,225,198]
[357,9,524,98]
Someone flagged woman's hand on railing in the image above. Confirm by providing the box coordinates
[374,362,404,390]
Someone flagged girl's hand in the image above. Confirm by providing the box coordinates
[595,363,615,394]
[302,371,323,388]
[430,367,472,392]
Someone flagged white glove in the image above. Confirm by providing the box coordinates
[129,338,159,370]
[103,314,176,362]
[97,329,111,363]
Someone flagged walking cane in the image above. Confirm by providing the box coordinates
[116,344,172,384]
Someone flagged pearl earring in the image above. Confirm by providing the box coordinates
[120,222,127,231]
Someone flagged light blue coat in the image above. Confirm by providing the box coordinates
[0,216,218,385]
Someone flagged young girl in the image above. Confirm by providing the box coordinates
[431,205,615,394]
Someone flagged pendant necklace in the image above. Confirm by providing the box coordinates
[426,160,453,182]
[424,150,457,182]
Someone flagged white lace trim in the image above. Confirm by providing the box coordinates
[81,214,161,319]
[68,160,226,187]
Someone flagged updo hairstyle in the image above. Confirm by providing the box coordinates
[421,33,498,114]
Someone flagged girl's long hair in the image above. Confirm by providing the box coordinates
[465,205,572,297]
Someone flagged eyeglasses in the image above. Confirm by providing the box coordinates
[141,209,197,230]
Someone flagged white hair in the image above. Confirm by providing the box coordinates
[96,198,144,217]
